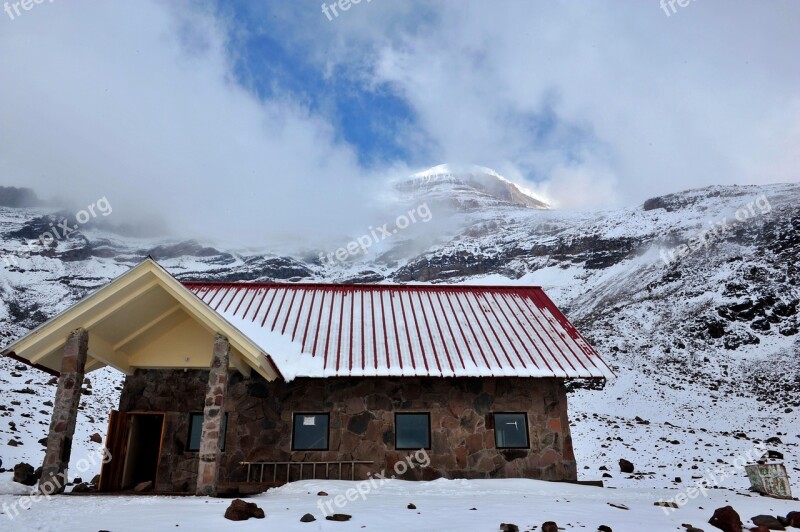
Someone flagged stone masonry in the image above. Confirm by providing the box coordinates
[119,370,576,492]
[40,328,89,494]
[195,334,230,495]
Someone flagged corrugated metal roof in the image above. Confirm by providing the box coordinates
[183,283,614,380]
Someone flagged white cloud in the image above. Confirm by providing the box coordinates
[0,0,386,248]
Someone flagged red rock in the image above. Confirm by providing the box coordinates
[223,499,265,521]
[89,433,103,444]
[542,522,558,532]
[749,526,770,532]
[709,506,743,532]
[133,480,153,492]
[750,515,785,530]
[500,524,519,532]
[786,512,800,527]
[619,459,634,473]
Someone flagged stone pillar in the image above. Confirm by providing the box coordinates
[196,334,230,496]
[39,328,89,494]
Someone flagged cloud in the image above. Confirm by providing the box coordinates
[0,0,391,248]
[1,0,797,255]
[289,0,800,207]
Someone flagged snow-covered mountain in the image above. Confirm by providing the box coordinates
[398,164,550,212]
[0,175,798,494]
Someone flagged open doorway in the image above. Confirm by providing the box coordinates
[100,411,166,492]
[120,413,165,490]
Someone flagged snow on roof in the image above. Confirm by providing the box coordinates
[183,283,614,381]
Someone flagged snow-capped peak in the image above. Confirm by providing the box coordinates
[407,163,551,210]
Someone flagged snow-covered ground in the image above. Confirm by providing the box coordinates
[1,476,798,531]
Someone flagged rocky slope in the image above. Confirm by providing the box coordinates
[0,169,797,493]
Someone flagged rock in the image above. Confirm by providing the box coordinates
[73,477,83,484]
[656,502,679,509]
[71,482,91,493]
[38,437,49,446]
[766,437,783,444]
[223,499,265,521]
[598,526,613,532]
[786,512,800,527]
[300,513,316,522]
[542,522,559,532]
[750,526,771,532]
[317,491,328,496]
[681,525,704,532]
[500,524,519,532]
[619,459,634,473]
[8,439,20,447]
[709,506,742,532]
[407,503,416,509]
[89,433,103,444]
[133,480,153,492]
[13,463,37,486]
[750,515,785,530]
[91,474,101,485]
[675,477,683,483]
[325,514,352,522]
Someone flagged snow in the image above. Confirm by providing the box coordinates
[2,476,798,531]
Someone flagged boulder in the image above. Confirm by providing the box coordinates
[751,515,785,530]
[619,459,634,473]
[786,512,800,527]
[90,474,101,485]
[300,513,316,522]
[598,526,613,532]
[317,491,328,496]
[500,524,519,532]
[13,463,37,486]
[223,499,265,521]
[542,522,559,532]
[89,433,103,444]
[709,506,743,532]
[325,514,352,522]
[71,482,92,493]
[407,503,417,510]
[133,480,153,492]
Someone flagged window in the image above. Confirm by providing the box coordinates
[187,412,228,452]
[292,413,330,450]
[493,413,529,449]
[395,413,431,450]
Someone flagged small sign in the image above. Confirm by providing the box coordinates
[303,416,316,426]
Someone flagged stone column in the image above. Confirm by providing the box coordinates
[39,328,89,494]
[196,334,230,496]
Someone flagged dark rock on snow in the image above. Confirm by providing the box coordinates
[223,499,265,521]
[709,506,742,532]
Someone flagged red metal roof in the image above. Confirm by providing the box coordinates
[183,283,614,380]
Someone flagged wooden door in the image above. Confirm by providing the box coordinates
[98,410,129,492]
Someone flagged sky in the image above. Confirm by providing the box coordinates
[0,0,798,245]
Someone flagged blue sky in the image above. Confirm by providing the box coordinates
[0,0,798,243]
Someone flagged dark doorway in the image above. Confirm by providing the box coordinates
[121,413,164,490]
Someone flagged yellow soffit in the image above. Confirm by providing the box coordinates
[1,258,280,381]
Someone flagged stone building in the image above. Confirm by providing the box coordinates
[3,259,614,495]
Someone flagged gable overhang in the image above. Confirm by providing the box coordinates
[1,258,281,381]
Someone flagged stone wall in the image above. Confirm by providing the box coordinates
[118,370,576,492]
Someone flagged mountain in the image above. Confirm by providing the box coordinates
[398,164,550,211]
[0,176,798,492]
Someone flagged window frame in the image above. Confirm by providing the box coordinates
[187,412,229,453]
[291,413,331,451]
[394,412,432,451]
[493,412,530,450]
